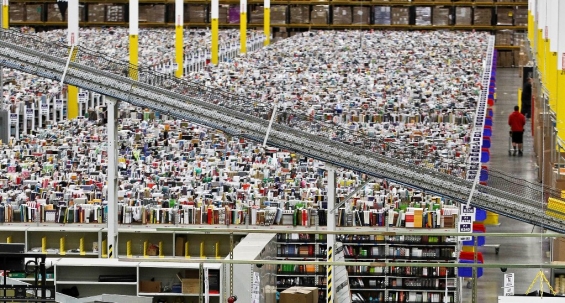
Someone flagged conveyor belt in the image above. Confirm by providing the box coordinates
[1,29,564,232]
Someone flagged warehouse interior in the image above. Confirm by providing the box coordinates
[0,0,564,303]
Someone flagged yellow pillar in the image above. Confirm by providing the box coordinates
[67,0,79,119]
[2,0,7,29]
[263,0,270,46]
[129,0,139,80]
[240,0,247,54]
[211,0,219,65]
[557,70,565,141]
[175,0,183,77]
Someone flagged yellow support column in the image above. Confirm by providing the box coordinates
[211,0,219,65]
[556,1,565,141]
[2,0,8,29]
[240,0,247,54]
[129,0,139,80]
[175,0,183,77]
[264,0,270,46]
[67,0,79,119]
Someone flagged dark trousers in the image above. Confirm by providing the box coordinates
[521,102,531,118]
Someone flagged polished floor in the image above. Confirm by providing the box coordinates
[461,68,550,303]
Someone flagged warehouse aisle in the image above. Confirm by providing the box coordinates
[461,68,550,303]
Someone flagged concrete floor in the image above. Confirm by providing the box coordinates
[461,68,550,303]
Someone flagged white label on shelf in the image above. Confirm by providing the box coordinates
[458,214,473,241]
[26,108,34,119]
[78,93,87,103]
[9,113,18,125]
[504,286,515,296]
[460,204,476,221]
[504,273,514,287]
[55,99,63,109]
[173,63,179,71]
[41,104,49,114]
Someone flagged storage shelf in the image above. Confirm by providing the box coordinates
[139,292,221,297]
[56,281,138,285]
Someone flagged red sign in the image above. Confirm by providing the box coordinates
[70,33,75,45]
[562,53,565,70]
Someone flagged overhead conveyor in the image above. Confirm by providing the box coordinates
[1,29,564,233]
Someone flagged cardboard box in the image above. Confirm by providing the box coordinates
[554,238,565,262]
[250,6,264,24]
[182,270,200,294]
[88,4,105,23]
[26,4,43,22]
[432,7,451,26]
[106,4,125,22]
[175,236,185,256]
[290,6,310,24]
[9,4,25,22]
[391,7,409,25]
[279,287,319,303]
[414,6,432,26]
[496,7,514,25]
[311,5,328,24]
[187,5,207,23]
[139,281,161,293]
[352,7,370,25]
[333,7,352,25]
[455,7,472,25]
[374,6,391,25]
[473,8,492,26]
[271,5,288,24]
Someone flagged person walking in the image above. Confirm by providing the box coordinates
[521,77,532,118]
[508,105,526,156]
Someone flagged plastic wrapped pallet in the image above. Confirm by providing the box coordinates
[496,7,514,25]
[455,7,472,25]
[474,0,493,2]
[228,5,240,24]
[473,8,492,26]
[290,6,310,24]
[187,5,207,23]
[352,7,370,25]
[495,30,514,45]
[250,6,264,24]
[146,5,166,23]
[9,4,25,22]
[139,5,149,22]
[271,5,288,25]
[414,7,431,26]
[391,7,409,25]
[497,0,514,2]
[25,4,43,22]
[106,5,125,22]
[373,6,391,25]
[88,4,105,23]
[514,7,528,26]
[311,5,329,24]
[333,7,352,25]
[432,7,451,26]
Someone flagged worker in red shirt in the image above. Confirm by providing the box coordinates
[508,105,526,156]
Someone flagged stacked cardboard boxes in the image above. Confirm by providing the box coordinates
[455,7,472,25]
[514,7,528,26]
[333,7,352,25]
[106,5,125,22]
[391,7,409,25]
[271,5,288,24]
[9,4,25,22]
[311,6,328,24]
[496,7,514,25]
[374,6,391,25]
[88,4,106,23]
[473,8,492,26]
[432,7,451,26]
[47,4,65,22]
[209,6,229,23]
[140,5,166,23]
[290,6,310,24]
[497,51,514,67]
[495,30,514,45]
[415,7,432,26]
[187,5,207,23]
[250,6,265,24]
[26,4,43,22]
[352,7,370,25]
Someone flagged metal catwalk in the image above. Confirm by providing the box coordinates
[0,29,562,232]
